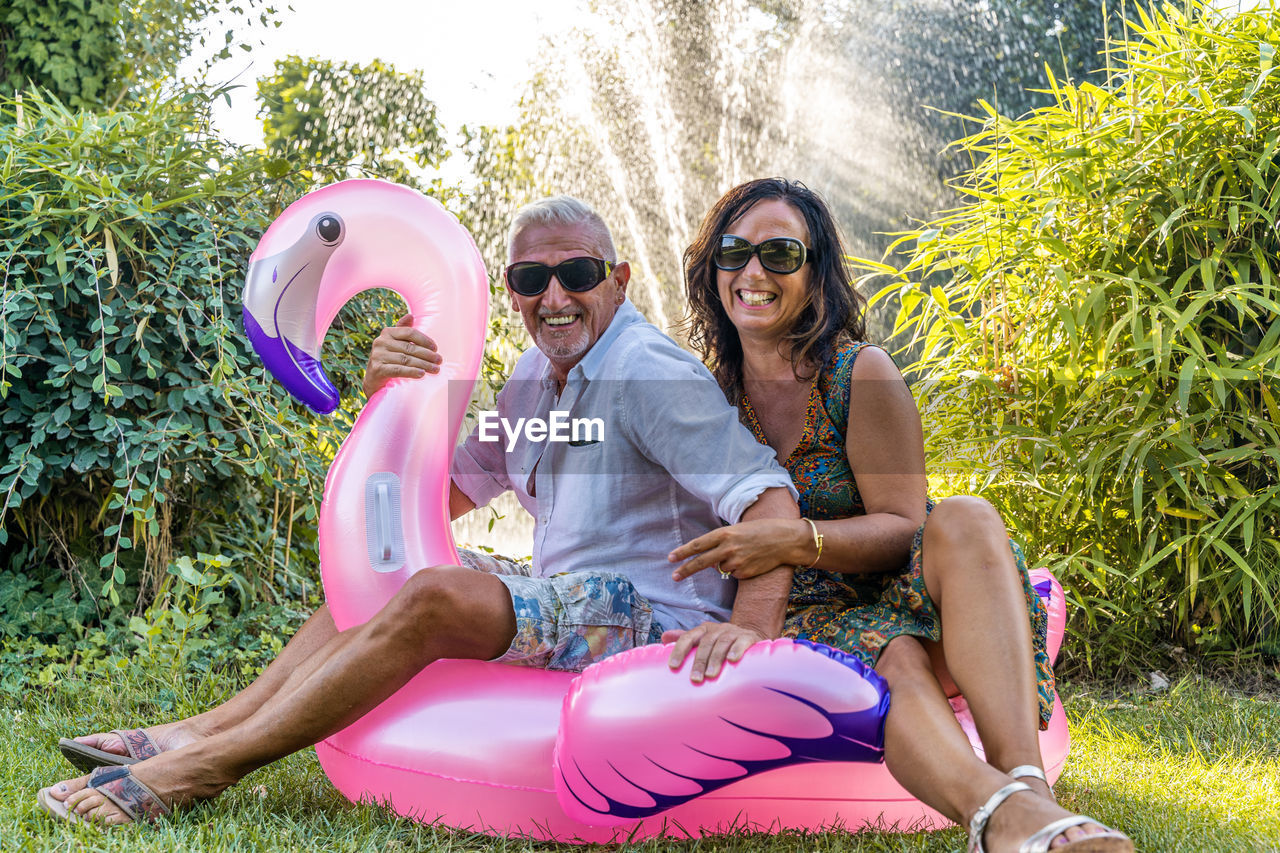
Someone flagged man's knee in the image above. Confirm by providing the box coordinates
[383,566,474,630]
[378,565,515,654]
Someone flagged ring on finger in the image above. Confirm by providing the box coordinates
[718,568,732,580]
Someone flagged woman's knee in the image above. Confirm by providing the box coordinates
[876,636,934,687]
[921,495,1008,556]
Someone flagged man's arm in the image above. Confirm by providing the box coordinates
[449,480,476,521]
[666,485,798,682]
[726,486,799,636]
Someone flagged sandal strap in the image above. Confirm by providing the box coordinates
[968,781,1033,853]
[1007,764,1048,784]
[111,729,161,761]
[88,765,170,823]
[1019,814,1130,853]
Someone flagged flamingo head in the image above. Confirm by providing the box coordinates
[241,179,488,415]
[242,209,347,412]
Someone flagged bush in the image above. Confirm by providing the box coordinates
[0,86,382,619]
[872,1,1280,671]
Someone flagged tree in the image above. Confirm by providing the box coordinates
[0,86,365,614]
[0,0,280,110]
[462,0,1111,343]
[257,56,448,186]
[875,0,1280,668]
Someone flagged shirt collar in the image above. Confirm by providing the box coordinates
[540,298,643,388]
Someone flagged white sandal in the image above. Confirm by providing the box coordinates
[1008,764,1049,785]
[967,780,1135,853]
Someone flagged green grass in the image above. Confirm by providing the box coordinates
[2,669,1277,852]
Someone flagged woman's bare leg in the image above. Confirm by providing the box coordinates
[892,494,1123,848]
[878,637,1120,850]
[918,496,1046,789]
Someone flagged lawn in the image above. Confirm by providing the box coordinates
[2,668,1277,852]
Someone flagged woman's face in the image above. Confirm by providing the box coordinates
[714,198,813,345]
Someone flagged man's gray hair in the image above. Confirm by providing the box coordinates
[508,195,617,263]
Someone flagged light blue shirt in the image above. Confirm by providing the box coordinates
[451,299,796,630]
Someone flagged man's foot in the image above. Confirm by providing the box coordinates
[38,766,170,826]
[42,747,231,827]
[970,783,1134,852]
[60,720,208,771]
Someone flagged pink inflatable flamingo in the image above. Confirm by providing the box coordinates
[242,180,1070,841]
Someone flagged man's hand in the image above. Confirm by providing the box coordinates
[669,517,810,581]
[663,622,764,683]
[363,313,443,398]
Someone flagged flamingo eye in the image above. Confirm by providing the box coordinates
[316,214,343,245]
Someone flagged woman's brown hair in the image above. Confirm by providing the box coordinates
[683,178,867,395]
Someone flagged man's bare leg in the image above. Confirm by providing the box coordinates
[72,605,340,757]
[50,565,517,824]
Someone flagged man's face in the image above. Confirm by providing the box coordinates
[506,221,630,382]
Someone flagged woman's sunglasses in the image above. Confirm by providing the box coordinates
[714,235,811,275]
[505,257,615,297]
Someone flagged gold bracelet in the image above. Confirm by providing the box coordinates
[801,517,823,568]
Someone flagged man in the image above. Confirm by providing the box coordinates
[41,196,799,825]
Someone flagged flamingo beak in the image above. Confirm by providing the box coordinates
[242,212,345,414]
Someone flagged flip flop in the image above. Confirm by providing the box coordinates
[36,786,82,823]
[58,729,161,772]
[36,765,171,826]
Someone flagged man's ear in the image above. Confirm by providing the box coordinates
[612,261,631,303]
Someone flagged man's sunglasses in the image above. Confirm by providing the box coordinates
[505,257,616,297]
[713,235,811,275]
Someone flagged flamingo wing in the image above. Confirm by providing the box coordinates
[554,638,890,824]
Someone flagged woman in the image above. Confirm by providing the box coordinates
[668,178,1132,853]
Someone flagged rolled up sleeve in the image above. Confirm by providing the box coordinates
[616,339,796,523]
[450,434,509,509]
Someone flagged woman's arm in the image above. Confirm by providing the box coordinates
[810,345,927,573]
[670,346,927,579]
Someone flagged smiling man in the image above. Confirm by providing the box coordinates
[41,196,800,826]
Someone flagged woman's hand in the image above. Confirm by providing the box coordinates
[669,518,811,582]
[363,313,443,398]
[663,622,765,682]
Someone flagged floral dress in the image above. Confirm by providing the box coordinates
[738,339,1056,728]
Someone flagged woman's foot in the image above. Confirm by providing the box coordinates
[971,783,1133,852]
[1006,763,1057,803]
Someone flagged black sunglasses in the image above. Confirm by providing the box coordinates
[714,235,811,275]
[505,257,616,297]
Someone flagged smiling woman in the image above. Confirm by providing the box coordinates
[678,177,1133,853]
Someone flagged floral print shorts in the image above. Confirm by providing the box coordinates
[458,549,666,672]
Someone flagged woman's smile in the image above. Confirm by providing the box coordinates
[735,288,778,307]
